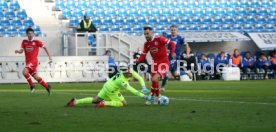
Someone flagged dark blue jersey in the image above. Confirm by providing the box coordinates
[166,35,185,60]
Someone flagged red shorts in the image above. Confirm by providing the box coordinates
[150,61,170,79]
[25,63,38,76]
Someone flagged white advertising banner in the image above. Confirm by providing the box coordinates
[248,33,276,50]
[181,32,251,42]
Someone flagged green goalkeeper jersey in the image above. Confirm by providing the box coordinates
[103,70,145,96]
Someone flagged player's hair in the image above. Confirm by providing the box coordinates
[170,24,178,29]
[26,28,34,34]
[143,26,152,31]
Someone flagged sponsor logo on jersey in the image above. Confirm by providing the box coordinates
[150,47,158,53]
[25,46,34,52]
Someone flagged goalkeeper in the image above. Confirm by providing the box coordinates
[65,66,151,108]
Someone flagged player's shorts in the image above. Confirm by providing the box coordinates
[150,61,170,79]
[25,63,38,76]
[169,61,178,73]
[97,85,125,102]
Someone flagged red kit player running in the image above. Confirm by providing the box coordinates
[15,28,52,95]
[136,26,176,105]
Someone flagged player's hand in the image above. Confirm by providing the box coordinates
[15,50,21,54]
[48,58,53,64]
[141,86,149,94]
[143,94,152,101]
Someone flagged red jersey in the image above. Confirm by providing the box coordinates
[21,39,44,65]
[137,35,176,63]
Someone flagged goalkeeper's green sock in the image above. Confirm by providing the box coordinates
[104,101,123,107]
[75,97,93,105]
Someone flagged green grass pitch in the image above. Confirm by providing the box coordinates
[1,80,276,132]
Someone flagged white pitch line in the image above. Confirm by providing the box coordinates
[56,92,276,106]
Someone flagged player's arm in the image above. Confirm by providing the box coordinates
[135,44,148,63]
[43,46,52,63]
[184,42,191,57]
[15,49,24,54]
[131,70,149,93]
[168,40,176,60]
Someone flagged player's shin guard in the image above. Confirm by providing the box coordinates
[75,97,93,105]
[37,77,49,89]
[23,73,34,87]
[151,81,160,96]
[104,101,123,107]
[161,75,168,88]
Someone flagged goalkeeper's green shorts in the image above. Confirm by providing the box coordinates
[97,85,125,101]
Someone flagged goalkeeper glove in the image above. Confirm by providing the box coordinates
[143,94,152,101]
[141,86,149,94]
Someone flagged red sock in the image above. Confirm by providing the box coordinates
[152,81,159,96]
[37,77,49,89]
[23,74,34,87]
[155,82,160,97]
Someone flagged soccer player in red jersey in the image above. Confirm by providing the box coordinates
[15,28,52,95]
[136,26,176,105]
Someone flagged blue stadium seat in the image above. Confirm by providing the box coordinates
[23,17,34,27]
[189,24,198,31]
[1,17,10,27]
[139,8,149,16]
[85,9,95,17]
[54,0,65,10]
[103,16,113,25]
[5,9,16,19]
[0,11,3,17]
[122,0,131,7]
[176,0,184,8]
[148,16,157,25]
[0,1,8,10]
[247,8,257,15]
[215,8,225,16]
[191,16,201,24]
[181,16,191,24]
[19,26,27,36]
[73,8,83,18]
[197,0,207,8]
[106,8,116,17]
[211,24,220,31]
[205,8,215,16]
[133,0,143,8]
[255,24,265,32]
[194,8,204,16]
[155,25,164,31]
[159,16,168,24]
[133,25,142,32]
[265,24,276,32]
[246,16,256,24]
[99,25,109,32]
[203,16,212,24]
[129,8,138,17]
[66,1,76,9]
[170,16,180,24]
[214,16,223,24]
[235,16,245,24]
[11,17,22,27]
[126,16,135,24]
[165,0,174,8]
[224,16,234,24]
[199,24,209,31]
[143,1,153,8]
[89,1,100,8]
[110,25,120,32]
[261,0,271,7]
[207,53,216,59]
[237,8,246,16]
[17,9,27,19]
[162,8,172,17]
[115,16,124,25]
[100,1,110,8]
[61,8,72,19]
[173,8,183,17]
[96,8,105,17]
[178,24,188,31]
[32,25,41,36]
[218,0,228,8]
[78,1,87,9]
[122,25,131,32]
[0,26,4,34]
[186,0,196,8]
[69,17,79,27]
[137,16,146,25]
[7,25,17,34]
[151,8,161,17]
[259,8,268,15]
[154,0,163,8]
[226,8,236,16]
[243,24,254,32]
[221,24,231,31]
[240,0,250,7]
[184,8,193,16]
[269,7,276,15]
[118,8,127,17]
[111,1,120,8]
[251,0,260,7]
[229,0,239,8]
[208,0,218,8]
[92,16,101,26]
[232,24,242,32]
[9,1,20,10]
[257,16,266,24]
[267,16,276,24]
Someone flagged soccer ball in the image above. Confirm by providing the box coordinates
[159,96,169,106]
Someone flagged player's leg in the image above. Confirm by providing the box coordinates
[66,96,104,107]
[160,74,168,92]
[22,67,35,93]
[97,92,126,108]
[31,71,51,95]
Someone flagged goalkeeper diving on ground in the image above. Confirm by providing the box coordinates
[65,66,151,108]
